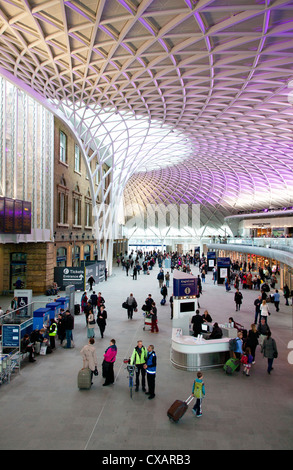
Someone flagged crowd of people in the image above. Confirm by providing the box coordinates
[4,248,285,402]
[83,249,282,380]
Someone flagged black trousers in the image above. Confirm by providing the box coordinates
[49,336,56,349]
[103,361,114,384]
[127,307,134,319]
[147,372,156,397]
[98,322,106,338]
[135,364,146,389]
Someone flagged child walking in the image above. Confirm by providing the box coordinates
[241,347,253,376]
[192,371,205,417]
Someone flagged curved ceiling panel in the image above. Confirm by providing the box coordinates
[1,0,293,229]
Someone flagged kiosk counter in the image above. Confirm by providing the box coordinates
[171,328,231,371]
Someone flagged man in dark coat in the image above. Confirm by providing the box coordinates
[191,310,204,337]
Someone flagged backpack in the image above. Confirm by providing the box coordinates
[240,355,248,365]
[229,338,238,352]
[193,380,203,399]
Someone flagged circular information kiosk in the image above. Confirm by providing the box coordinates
[171,270,237,371]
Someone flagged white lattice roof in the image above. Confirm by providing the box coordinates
[1,0,293,227]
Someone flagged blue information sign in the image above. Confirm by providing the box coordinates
[2,324,20,348]
[173,270,198,297]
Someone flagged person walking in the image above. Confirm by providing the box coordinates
[234,331,243,370]
[246,324,259,364]
[126,293,137,320]
[63,309,74,348]
[84,301,93,326]
[97,292,105,314]
[90,291,98,313]
[192,371,205,417]
[87,275,95,291]
[150,302,159,333]
[160,284,168,304]
[144,345,157,399]
[80,338,98,384]
[261,331,278,374]
[254,295,262,324]
[97,304,107,338]
[283,284,290,306]
[170,294,173,319]
[132,265,138,280]
[81,292,88,313]
[87,310,96,339]
[273,289,280,312]
[257,317,271,348]
[165,271,170,288]
[241,347,253,376]
[234,289,243,311]
[102,339,117,386]
[260,299,270,324]
[130,340,147,392]
[157,268,164,289]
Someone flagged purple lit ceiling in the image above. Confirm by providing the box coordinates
[1,0,293,230]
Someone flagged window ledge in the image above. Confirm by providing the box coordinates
[57,223,69,228]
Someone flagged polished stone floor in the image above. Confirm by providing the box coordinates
[0,262,293,451]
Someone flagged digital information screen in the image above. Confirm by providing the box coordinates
[0,197,31,234]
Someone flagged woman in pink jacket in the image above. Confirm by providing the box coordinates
[102,339,117,386]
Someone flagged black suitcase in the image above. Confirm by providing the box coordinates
[167,395,194,422]
[74,304,80,315]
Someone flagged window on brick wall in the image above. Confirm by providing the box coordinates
[75,144,81,172]
[60,130,67,163]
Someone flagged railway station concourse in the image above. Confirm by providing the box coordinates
[0,0,293,453]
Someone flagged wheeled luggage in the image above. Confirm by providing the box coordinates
[74,304,80,315]
[160,298,166,305]
[77,368,92,389]
[143,312,152,331]
[223,358,240,375]
[167,395,194,422]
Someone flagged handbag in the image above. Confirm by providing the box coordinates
[93,367,99,376]
[122,302,128,309]
[89,318,96,325]
[102,359,110,378]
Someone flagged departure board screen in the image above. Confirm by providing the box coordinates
[0,197,31,234]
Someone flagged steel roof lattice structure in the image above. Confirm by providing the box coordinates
[1,0,293,255]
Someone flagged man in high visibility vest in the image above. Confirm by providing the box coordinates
[48,319,58,350]
[130,340,147,392]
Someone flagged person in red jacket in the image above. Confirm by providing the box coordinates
[102,339,117,386]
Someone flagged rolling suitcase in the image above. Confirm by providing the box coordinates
[167,395,194,423]
[224,358,240,375]
[78,368,92,389]
[74,304,80,315]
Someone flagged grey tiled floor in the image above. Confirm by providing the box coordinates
[0,263,293,450]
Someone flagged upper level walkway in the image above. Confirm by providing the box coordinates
[208,237,293,268]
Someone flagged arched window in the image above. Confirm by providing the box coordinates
[56,247,67,267]
[57,176,69,225]
[85,189,92,227]
[73,184,82,226]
